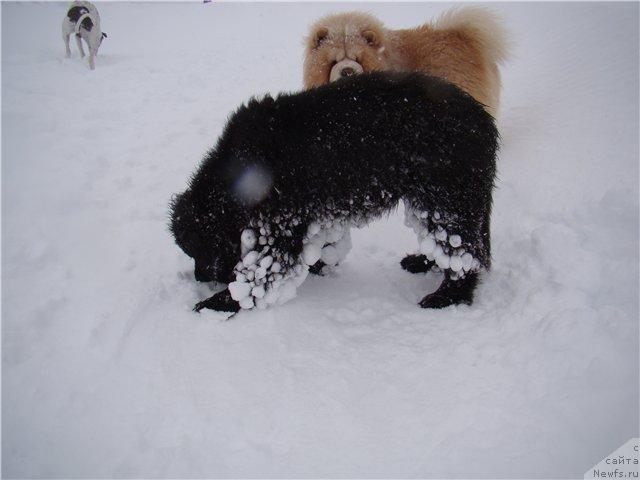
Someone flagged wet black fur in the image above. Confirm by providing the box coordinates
[170,71,498,312]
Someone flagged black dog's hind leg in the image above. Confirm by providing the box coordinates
[419,271,479,309]
[194,289,240,313]
[401,254,436,274]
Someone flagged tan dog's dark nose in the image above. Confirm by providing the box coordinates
[330,59,364,82]
[341,67,355,77]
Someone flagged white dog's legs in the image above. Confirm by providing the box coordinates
[75,35,85,57]
[63,33,71,58]
[88,49,96,70]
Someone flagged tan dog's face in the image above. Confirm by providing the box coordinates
[303,13,391,89]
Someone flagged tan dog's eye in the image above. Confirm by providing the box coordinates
[362,30,378,47]
[314,28,329,48]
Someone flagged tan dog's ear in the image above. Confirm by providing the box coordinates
[362,30,378,47]
[313,28,329,48]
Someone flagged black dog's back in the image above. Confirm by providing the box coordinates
[204,72,495,204]
[193,72,497,249]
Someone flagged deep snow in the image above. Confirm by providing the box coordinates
[2,2,638,478]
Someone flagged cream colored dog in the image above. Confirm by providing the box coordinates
[304,7,509,117]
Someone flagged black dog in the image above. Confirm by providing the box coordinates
[170,71,498,313]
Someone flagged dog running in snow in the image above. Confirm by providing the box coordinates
[62,1,107,70]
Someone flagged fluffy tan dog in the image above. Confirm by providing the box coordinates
[303,7,509,117]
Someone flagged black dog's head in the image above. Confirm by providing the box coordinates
[169,190,239,283]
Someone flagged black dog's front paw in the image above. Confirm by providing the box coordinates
[419,291,470,309]
[401,254,434,274]
[193,289,240,313]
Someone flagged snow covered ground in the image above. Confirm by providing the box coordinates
[2,2,638,477]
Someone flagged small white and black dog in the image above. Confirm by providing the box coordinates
[61,1,107,70]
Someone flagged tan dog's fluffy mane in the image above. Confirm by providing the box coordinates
[303,7,510,116]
